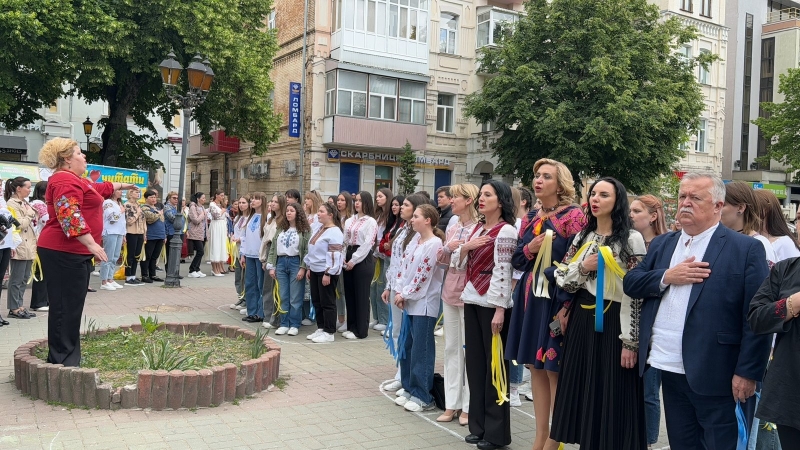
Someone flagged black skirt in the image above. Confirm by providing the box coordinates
[550,289,646,450]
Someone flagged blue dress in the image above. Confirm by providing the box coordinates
[505,206,585,371]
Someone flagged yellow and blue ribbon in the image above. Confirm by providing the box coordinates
[384,300,396,359]
[395,310,410,365]
[573,243,626,333]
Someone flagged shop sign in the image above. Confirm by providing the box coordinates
[753,182,786,199]
[288,82,301,138]
[326,148,451,169]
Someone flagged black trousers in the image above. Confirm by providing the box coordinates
[778,423,800,448]
[343,247,374,339]
[0,248,10,314]
[310,271,338,333]
[125,233,144,278]
[141,239,164,278]
[31,279,48,309]
[187,239,205,273]
[464,303,512,447]
[39,247,92,367]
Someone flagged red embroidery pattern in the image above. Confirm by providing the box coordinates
[55,195,87,237]
[544,348,557,360]
[775,298,787,319]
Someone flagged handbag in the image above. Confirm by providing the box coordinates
[430,373,446,410]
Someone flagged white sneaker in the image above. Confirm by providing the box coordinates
[111,281,123,289]
[312,332,334,343]
[374,324,386,331]
[307,329,323,340]
[33,306,50,311]
[100,284,116,291]
[337,323,348,333]
[92,271,100,276]
[396,388,406,397]
[342,331,357,340]
[197,272,207,277]
[275,327,289,335]
[187,272,199,278]
[239,308,247,315]
[206,261,212,264]
[301,319,313,326]
[383,380,402,392]
[509,387,522,407]
[369,320,378,328]
[404,400,434,412]
[213,272,225,277]
[434,327,444,337]
[287,327,299,336]
[262,322,273,329]
[394,395,409,406]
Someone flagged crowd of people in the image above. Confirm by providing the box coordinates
[2,138,799,450]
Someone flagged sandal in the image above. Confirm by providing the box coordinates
[436,409,461,422]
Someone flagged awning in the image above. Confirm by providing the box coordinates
[0,136,27,155]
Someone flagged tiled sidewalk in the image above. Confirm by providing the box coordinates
[0,265,670,449]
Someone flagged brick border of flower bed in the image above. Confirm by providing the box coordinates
[13,322,281,410]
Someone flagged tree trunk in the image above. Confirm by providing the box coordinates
[100,75,143,167]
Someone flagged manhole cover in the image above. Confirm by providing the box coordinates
[140,305,194,312]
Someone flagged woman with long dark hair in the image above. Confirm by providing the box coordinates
[268,203,311,336]
[342,191,377,339]
[240,192,269,323]
[753,189,800,261]
[370,187,394,331]
[551,177,647,450]
[186,192,208,278]
[229,196,251,310]
[459,180,518,449]
[335,191,354,330]
[305,203,344,343]
[208,189,229,276]
[257,193,286,326]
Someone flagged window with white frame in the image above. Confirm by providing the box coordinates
[477,8,518,48]
[440,13,458,54]
[680,0,693,12]
[698,49,710,84]
[481,120,495,133]
[700,0,711,17]
[695,119,707,153]
[398,80,425,124]
[388,0,428,42]
[437,94,455,133]
[325,72,337,116]
[337,71,367,117]
[268,10,276,29]
[369,76,397,120]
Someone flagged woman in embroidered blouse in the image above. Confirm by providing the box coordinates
[393,204,446,412]
[186,192,208,278]
[267,203,311,336]
[29,181,49,310]
[375,194,404,338]
[551,177,647,450]
[370,187,394,332]
[458,180,517,450]
[504,159,586,450]
[304,203,344,343]
[100,187,126,291]
[6,177,38,319]
[258,194,286,327]
[342,191,378,340]
[335,191,354,330]
[229,196,250,310]
[435,183,480,424]
[36,137,138,366]
[240,192,269,323]
[207,189,229,276]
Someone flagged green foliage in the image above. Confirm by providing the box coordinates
[464,0,707,193]
[141,337,212,371]
[139,315,162,334]
[249,328,269,359]
[753,68,800,182]
[397,141,419,195]
[83,317,99,338]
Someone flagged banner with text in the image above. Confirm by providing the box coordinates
[289,82,301,138]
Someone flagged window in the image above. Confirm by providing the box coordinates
[334,0,342,31]
[356,0,365,30]
[680,0,693,12]
[369,76,397,120]
[700,0,711,17]
[48,102,58,113]
[695,119,707,153]
[436,94,455,133]
[337,71,367,117]
[679,44,692,62]
[398,80,426,124]
[325,71,337,116]
[387,0,427,42]
[477,8,518,48]
[740,13,754,168]
[698,49,710,84]
[439,13,458,54]
[268,10,276,29]
[481,120,495,133]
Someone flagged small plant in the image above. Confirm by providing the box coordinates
[274,375,290,391]
[249,328,269,359]
[83,316,99,338]
[141,337,211,371]
[139,315,162,334]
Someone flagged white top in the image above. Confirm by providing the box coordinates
[232,215,247,242]
[208,202,226,221]
[0,207,19,250]
[396,234,445,318]
[385,226,417,292]
[102,200,127,236]
[275,227,301,257]
[753,234,777,266]
[513,217,524,280]
[649,223,718,374]
[304,226,344,275]
[373,223,387,259]
[460,223,518,309]
[343,215,378,264]
[240,214,263,258]
[308,213,320,232]
[771,235,800,262]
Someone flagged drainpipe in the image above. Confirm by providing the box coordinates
[298,0,309,192]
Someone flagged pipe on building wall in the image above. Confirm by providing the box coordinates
[298,0,309,192]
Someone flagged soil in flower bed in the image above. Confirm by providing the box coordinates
[34,329,260,388]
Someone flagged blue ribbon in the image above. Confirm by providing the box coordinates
[308,301,316,321]
[736,399,748,450]
[396,310,410,365]
[383,301,396,359]
[596,251,604,332]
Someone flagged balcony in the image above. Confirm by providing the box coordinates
[322,116,426,151]
[763,8,800,33]
[189,130,240,156]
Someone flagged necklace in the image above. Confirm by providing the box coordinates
[540,203,558,213]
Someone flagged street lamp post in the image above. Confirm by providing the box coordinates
[82,117,93,152]
[159,50,215,288]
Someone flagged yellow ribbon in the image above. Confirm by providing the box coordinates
[136,242,146,262]
[559,241,627,304]
[238,263,245,300]
[121,242,129,267]
[491,334,508,405]
[531,230,554,298]
[272,278,287,315]
[27,255,43,284]
[160,243,167,266]
[227,238,237,268]
[371,258,381,284]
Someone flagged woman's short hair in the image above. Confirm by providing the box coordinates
[38,138,78,170]
[533,158,576,206]
[448,183,479,221]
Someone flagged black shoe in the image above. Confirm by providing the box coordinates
[87,287,97,293]
[465,434,483,445]
[127,279,144,286]
[477,441,505,450]
[141,277,153,284]
[150,276,164,282]
[242,315,254,321]
[243,316,263,323]
[0,315,8,325]
[178,275,184,279]
[8,310,30,319]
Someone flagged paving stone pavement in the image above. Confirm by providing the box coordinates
[0,264,671,449]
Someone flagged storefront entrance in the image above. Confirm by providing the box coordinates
[375,165,393,193]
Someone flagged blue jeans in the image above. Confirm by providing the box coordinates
[400,314,437,405]
[509,363,524,385]
[276,256,304,328]
[100,234,124,280]
[644,366,662,445]
[244,257,265,318]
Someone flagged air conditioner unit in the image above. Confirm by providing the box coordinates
[285,160,297,175]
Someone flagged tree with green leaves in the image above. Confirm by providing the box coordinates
[464,0,709,193]
[753,68,800,181]
[397,141,418,195]
[1,0,281,170]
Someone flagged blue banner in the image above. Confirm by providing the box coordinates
[289,82,301,138]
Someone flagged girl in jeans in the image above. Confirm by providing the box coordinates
[100,188,126,290]
[240,192,269,323]
[267,203,310,336]
[186,192,208,278]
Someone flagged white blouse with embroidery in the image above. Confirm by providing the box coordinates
[459,223,517,309]
[396,234,445,318]
[343,215,378,264]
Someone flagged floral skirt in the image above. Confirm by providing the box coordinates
[505,273,564,371]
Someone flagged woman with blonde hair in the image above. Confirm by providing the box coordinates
[435,183,480,424]
[303,190,323,231]
[505,158,586,450]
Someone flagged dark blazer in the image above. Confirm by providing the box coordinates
[623,224,772,397]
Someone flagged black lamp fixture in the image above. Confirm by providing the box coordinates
[82,117,93,152]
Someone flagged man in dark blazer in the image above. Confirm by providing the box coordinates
[623,173,772,450]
